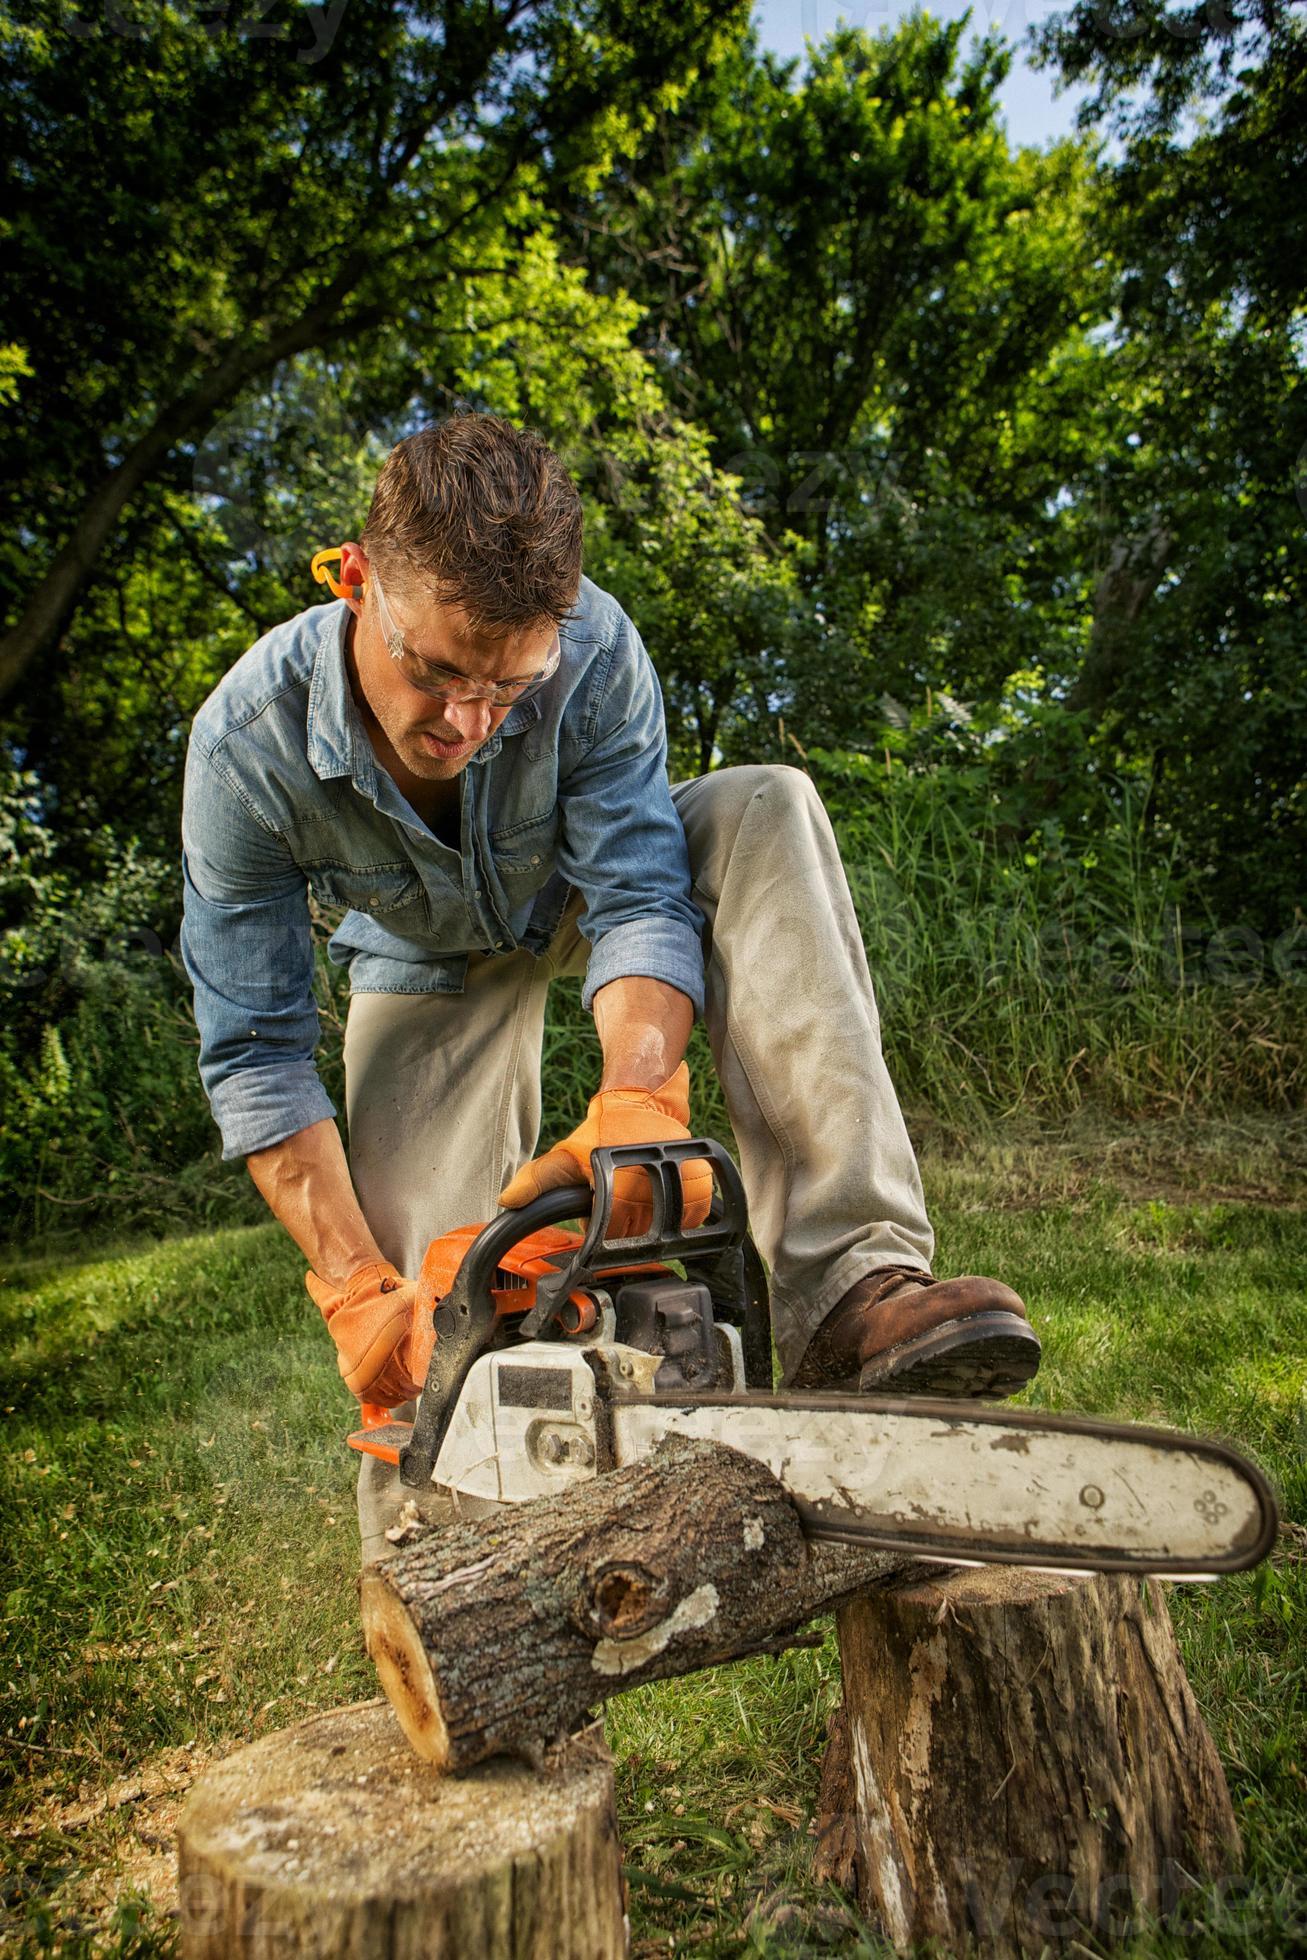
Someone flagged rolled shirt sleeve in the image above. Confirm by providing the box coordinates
[556,614,706,1017]
[180,744,336,1161]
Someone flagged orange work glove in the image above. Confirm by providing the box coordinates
[497,1062,713,1238]
[305,1259,434,1409]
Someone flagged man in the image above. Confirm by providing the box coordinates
[182,412,1038,1561]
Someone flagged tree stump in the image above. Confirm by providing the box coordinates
[361,1433,923,1772]
[814,1565,1242,1954]
[176,1699,626,1958]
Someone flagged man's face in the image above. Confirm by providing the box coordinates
[338,542,559,783]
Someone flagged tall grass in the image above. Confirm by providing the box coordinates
[817,753,1303,1127]
[541,757,1304,1154]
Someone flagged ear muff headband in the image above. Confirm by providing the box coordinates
[310,546,363,603]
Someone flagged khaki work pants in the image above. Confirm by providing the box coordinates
[345,765,934,1561]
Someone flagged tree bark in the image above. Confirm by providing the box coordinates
[360,1434,924,1773]
[1068,522,1175,720]
[177,1699,626,1959]
[815,1565,1241,1955]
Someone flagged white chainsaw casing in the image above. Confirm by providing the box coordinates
[432,1327,746,1505]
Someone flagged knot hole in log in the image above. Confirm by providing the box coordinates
[577,1560,665,1639]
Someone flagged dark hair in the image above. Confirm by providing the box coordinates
[360,413,583,637]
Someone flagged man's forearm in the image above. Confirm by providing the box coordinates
[246,1118,385,1284]
[592,975,694,1090]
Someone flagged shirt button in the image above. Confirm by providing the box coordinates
[530,856,541,866]
[497,941,510,951]
[474,888,483,899]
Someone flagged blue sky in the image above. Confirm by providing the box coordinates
[752,1,1093,149]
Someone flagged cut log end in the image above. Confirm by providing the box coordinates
[177,1699,626,1959]
[360,1565,450,1768]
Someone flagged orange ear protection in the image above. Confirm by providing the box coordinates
[310,546,364,603]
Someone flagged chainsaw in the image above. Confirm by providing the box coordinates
[348,1139,1278,1577]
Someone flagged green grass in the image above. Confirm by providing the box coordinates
[1,1117,1304,1956]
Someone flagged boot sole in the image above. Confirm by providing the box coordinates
[808,1311,1042,1401]
[861,1310,1041,1400]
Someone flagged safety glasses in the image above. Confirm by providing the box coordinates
[310,547,561,707]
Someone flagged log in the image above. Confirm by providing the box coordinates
[361,1434,927,1772]
[815,1565,1242,1955]
[176,1699,626,1958]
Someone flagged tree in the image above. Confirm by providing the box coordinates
[1031,1,1307,928]
[553,16,1112,751]
[0,0,752,707]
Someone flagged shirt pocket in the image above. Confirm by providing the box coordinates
[304,860,424,921]
[488,812,559,907]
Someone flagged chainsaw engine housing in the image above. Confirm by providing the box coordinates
[432,1320,746,1505]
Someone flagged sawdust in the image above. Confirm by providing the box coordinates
[4,1743,208,1942]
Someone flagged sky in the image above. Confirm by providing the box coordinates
[752,0,1094,149]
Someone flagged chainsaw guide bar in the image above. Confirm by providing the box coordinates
[607,1388,1279,1576]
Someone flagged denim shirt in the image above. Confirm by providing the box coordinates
[180,576,705,1161]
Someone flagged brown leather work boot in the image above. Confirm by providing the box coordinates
[790,1266,1040,1400]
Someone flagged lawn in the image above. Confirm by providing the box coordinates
[2,1114,1304,1957]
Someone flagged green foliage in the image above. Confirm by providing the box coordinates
[564,15,1028,487]
[0,5,1302,1237]
[1027,4,1307,933]
[1065,308,1307,934]
[555,15,1112,757]
[0,0,754,725]
[0,757,255,1240]
[0,750,728,1239]
[3,728,1300,1242]
[581,421,804,776]
[0,0,747,848]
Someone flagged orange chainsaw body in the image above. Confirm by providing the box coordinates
[416,1219,665,1324]
[352,1221,668,1456]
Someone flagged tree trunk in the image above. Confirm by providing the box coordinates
[177,1699,627,1959]
[361,1434,923,1772]
[1068,522,1175,721]
[815,1565,1241,1955]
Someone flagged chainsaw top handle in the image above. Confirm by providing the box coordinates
[398,1137,759,1490]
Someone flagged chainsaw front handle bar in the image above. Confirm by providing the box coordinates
[517,1136,748,1338]
[399,1138,765,1489]
[399,1182,590,1489]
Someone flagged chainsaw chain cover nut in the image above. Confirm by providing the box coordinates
[533,1424,596,1471]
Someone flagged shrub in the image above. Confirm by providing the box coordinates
[0,762,257,1239]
